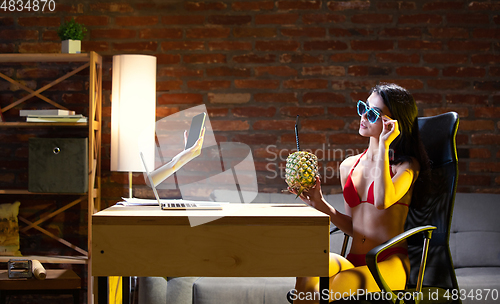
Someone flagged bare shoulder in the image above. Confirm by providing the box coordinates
[339,153,362,181]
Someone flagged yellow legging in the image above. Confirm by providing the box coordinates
[294,252,409,303]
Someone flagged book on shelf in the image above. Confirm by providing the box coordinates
[26,115,88,123]
[19,109,76,116]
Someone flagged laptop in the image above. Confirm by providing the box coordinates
[140,152,223,210]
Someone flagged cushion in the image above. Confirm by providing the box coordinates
[455,267,500,304]
[0,201,21,256]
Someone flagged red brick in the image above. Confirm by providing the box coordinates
[468,1,500,10]
[471,54,500,64]
[328,1,370,11]
[256,41,300,51]
[156,107,181,118]
[188,80,231,90]
[351,40,393,51]
[381,79,424,90]
[90,3,133,12]
[330,53,370,62]
[304,40,348,51]
[186,28,230,39]
[446,94,488,105]
[348,66,391,76]
[460,120,495,131]
[255,66,297,77]
[428,80,469,90]
[162,15,205,25]
[280,53,323,63]
[281,133,326,144]
[331,80,377,91]
[232,134,278,145]
[73,16,109,26]
[376,53,419,63]
[328,28,370,37]
[235,79,280,89]
[351,14,393,24]
[428,27,469,39]
[473,29,500,39]
[18,42,59,53]
[208,93,251,104]
[156,81,183,91]
[233,54,276,64]
[211,120,249,131]
[233,28,276,38]
[490,67,500,77]
[284,79,329,89]
[82,40,109,52]
[0,17,14,26]
[208,41,252,51]
[16,68,59,79]
[18,17,60,27]
[281,27,326,37]
[302,66,345,76]
[184,54,226,64]
[443,67,486,77]
[115,16,158,26]
[413,93,442,104]
[475,107,500,118]
[380,28,422,37]
[303,120,345,131]
[207,108,229,117]
[474,81,500,91]
[277,0,321,10]
[206,67,251,77]
[469,148,492,159]
[185,2,227,10]
[232,1,274,11]
[208,15,252,25]
[469,161,500,172]
[423,107,469,117]
[0,30,38,40]
[139,29,182,39]
[91,29,136,39]
[61,93,88,104]
[329,133,366,145]
[254,93,298,103]
[396,66,439,77]
[398,14,442,24]
[233,107,276,117]
[423,2,464,10]
[376,2,417,10]
[156,54,182,65]
[113,41,157,52]
[253,120,295,130]
[161,41,204,51]
[459,174,491,186]
[448,41,491,51]
[160,67,203,78]
[157,93,203,105]
[255,13,299,24]
[447,13,489,24]
[399,40,442,50]
[423,53,468,64]
[280,106,324,117]
[303,13,346,24]
[303,92,345,104]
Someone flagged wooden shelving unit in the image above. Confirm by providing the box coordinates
[0,52,102,304]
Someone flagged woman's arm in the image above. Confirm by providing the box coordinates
[373,119,419,209]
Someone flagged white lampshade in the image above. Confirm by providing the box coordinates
[111,54,156,172]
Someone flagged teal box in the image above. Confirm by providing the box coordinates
[29,138,88,193]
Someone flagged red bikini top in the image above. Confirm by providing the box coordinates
[343,150,409,208]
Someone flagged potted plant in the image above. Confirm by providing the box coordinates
[57,18,87,54]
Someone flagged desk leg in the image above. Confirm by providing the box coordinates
[98,277,108,304]
[122,277,130,304]
[319,277,329,304]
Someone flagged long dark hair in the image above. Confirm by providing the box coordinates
[369,83,429,174]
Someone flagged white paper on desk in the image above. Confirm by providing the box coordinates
[115,198,158,206]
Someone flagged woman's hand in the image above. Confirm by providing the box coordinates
[180,127,206,162]
[380,117,400,148]
[288,176,324,209]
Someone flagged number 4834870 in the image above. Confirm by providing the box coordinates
[1,0,56,12]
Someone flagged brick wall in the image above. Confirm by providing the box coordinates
[1,0,500,209]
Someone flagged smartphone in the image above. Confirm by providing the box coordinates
[185,112,206,149]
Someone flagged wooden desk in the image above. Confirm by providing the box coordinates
[92,204,331,303]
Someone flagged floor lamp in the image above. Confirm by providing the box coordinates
[111,54,156,198]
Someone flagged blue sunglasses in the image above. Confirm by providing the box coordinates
[357,100,382,124]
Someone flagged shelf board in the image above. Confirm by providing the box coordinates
[0,53,90,63]
[0,122,88,127]
[0,255,87,264]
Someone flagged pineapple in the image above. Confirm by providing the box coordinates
[285,151,319,196]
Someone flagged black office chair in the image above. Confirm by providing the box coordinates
[330,112,461,304]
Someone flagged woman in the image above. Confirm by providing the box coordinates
[289,83,428,303]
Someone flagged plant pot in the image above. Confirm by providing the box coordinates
[61,39,81,54]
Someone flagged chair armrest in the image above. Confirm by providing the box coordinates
[365,225,436,304]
